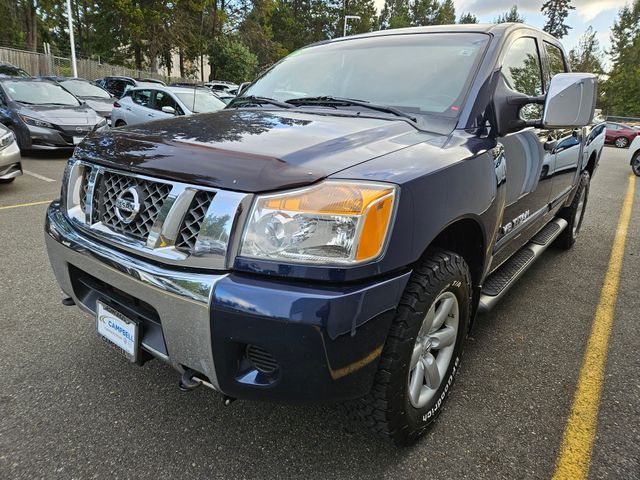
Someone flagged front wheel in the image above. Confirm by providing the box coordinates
[615,136,629,148]
[555,171,590,249]
[348,250,471,445]
[632,152,640,177]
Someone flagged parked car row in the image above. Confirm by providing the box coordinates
[0,63,238,154]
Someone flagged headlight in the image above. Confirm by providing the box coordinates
[240,181,397,265]
[20,115,55,129]
[0,131,14,149]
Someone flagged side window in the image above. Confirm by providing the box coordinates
[152,91,177,111]
[132,89,152,107]
[501,37,544,120]
[544,42,567,83]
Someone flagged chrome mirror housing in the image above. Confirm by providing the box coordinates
[543,73,597,129]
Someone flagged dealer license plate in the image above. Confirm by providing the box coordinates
[73,136,84,144]
[96,301,139,361]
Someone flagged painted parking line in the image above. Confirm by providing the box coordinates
[0,199,53,211]
[552,175,636,480]
[23,170,57,183]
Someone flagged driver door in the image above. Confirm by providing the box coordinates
[492,35,554,268]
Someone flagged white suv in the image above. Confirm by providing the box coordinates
[111,86,226,127]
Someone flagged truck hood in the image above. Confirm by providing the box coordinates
[75,109,441,192]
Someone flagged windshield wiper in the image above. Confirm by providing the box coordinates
[285,96,417,123]
[229,95,293,109]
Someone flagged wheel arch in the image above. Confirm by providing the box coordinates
[420,216,486,290]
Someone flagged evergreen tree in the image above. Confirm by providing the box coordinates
[380,0,411,29]
[603,0,640,116]
[568,26,604,74]
[434,0,455,25]
[494,5,525,23]
[458,12,478,24]
[541,0,575,39]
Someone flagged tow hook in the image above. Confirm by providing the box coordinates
[62,297,75,306]
[178,369,202,392]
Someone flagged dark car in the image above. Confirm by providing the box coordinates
[0,63,30,78]
[46,24,596,445]
[605,121,639,148]
[0,78,107,151]
[43,77,114,124]
[96,76,136,98]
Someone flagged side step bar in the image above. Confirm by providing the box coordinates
[478,218,568,314]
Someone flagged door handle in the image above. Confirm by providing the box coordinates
[125,107,131,111]
[148,113,154,117]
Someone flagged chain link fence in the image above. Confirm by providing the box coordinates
[0,46,187,83]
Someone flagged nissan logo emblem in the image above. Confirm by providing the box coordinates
[115,186,143,224]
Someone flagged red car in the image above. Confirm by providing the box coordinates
[605,122,640,148]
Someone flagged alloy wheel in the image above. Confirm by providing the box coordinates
[408,291,459,409]
[573,187,587,238]
[615,137,628,148]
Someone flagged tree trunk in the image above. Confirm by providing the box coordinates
[179,47,184,78]
[26,0,38,52]
[134,43,142,70]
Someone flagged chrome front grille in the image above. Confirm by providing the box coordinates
[98,171,172,242]
[176,190,216,252]
[64,160,252,270]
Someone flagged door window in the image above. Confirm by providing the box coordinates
[501,37,544,120]
[132,90,152,107]
[152,90,179,112]
[544,42,567,82]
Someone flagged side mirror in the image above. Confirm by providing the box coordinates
[161,106,176,115]
[237,82,251,95]
[543,73,597,128]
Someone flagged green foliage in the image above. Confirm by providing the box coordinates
[569,26,604,74]
[458,12,478,24]
[208,36,258,83]
[602,0,640,116]
[381,0,456,29]
[541,0,575,39]
[494,5,525,24]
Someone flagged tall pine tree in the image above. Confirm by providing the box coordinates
[541,0,575,39]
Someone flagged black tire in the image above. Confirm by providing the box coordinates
[614,136,629,148]
[347,249,471,446]
[632,151,640,177]
[0,177,15,184]
[114,120,126,127]
[555,171,590,250]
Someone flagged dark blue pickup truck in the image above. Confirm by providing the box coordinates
[46,23,598,445]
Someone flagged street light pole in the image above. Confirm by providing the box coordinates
[343,15,361,37]
[66,0,78,77]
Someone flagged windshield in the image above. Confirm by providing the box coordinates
[61,80,111,99]
[175,91,226,113]
[2,80,80,106]
[244,33,488,118]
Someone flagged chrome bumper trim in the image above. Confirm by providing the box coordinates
[45,201,226,390]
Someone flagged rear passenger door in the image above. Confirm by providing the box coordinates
[492,35,554,268]
[126,89,153,124]
[544,41,582,201]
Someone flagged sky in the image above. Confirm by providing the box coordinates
[371,0,630,56]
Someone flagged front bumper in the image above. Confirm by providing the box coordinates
[0,141,22,179]
[45,202,411,402]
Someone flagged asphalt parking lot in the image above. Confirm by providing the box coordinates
[0,147,638,480]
